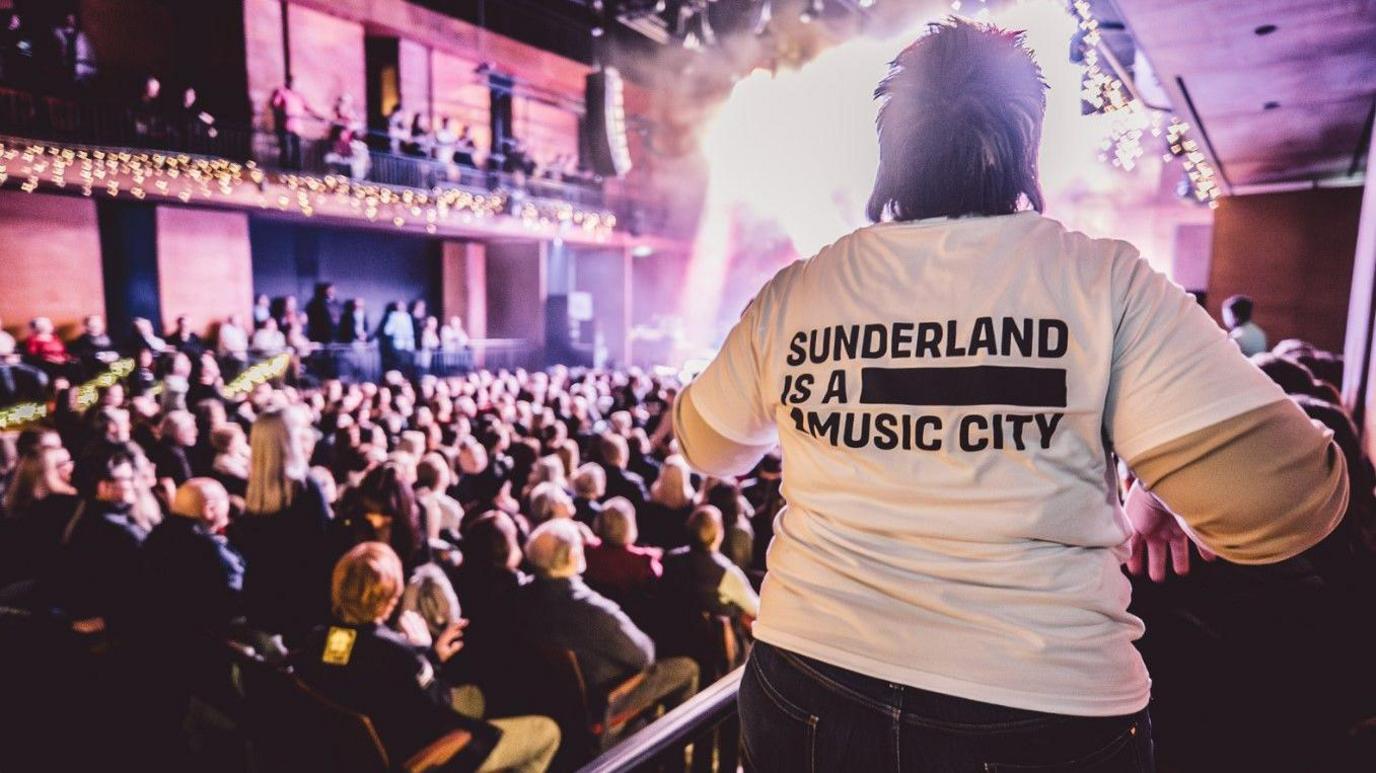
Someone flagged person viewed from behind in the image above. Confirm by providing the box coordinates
[305,282,341,344]
[673,18,1348,771]
[228,408,332,645]
[660,505,759,638]
[290,542,558,773]
[583,496,662,610]
[518,519,698,736]
[1223,294,1268,356]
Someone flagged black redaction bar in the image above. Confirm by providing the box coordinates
[859,366,1067,408]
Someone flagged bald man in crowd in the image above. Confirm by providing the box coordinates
[138,478,245,644]
[518,519,698,737]
[133,478,247,755]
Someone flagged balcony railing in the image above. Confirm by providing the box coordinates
[0,86,667,234]
[578,668,743,773]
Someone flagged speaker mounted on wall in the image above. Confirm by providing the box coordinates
[584,67,633,178]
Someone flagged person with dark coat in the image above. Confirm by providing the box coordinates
[291,542,557,773]
[53,444,147,633]
[595,433,648,512]
[305,283,342,344]
[227,409,332,644]
[139,477,244,635]
[518,520,697,724]
[337,298,369,344]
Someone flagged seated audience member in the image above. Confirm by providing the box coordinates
[216,314,250,368]
[626,429,661,487]
[165,314,204,356]
[137,478,244,647]
[583,497,662,619]
[1223,294,1268,356]
[68,314,119,373]
[703,478,754,572]
[643,455,695,549]
[0,446,79,589]
[1252,352,1343,405]
[741,451,784,570]
[571,462,606,528]
[454,511,528,634]
[151,410,197,490]
[0,315,14,359]
[596,433,648,511]
[519,520,698,727]
[292,542,559,773]
[417,452,463,540]
[335,462,426,573]
[24,316,68,369]
[209,423,250,499]
[55,443,147,633]
[229,409,333,644]
[452,437,505,512]
[528,479,578,525]
[662,505,760,624]
[251,316,287,355]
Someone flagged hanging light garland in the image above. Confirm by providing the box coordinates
[0,357,134,430]
[1068,0,1219,204]
[220,353,292,399]
[0,139,619,237]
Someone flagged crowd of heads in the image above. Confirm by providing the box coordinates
[0,329,782,766]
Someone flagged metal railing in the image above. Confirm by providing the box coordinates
[578,668,743,773]
[300,339,536,382]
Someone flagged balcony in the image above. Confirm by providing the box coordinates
[0,85,668,238]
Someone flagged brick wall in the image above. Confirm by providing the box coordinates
[0,191,104,338]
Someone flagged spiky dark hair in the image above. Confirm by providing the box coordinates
[867,17,1048,222]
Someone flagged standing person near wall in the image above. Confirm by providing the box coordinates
[675,19,1349,772]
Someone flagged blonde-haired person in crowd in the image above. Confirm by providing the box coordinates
[642,453,696,548]
[570,461,605,527]
[0,445,79,588]
[228,407,333,643]
[291,542,560,773]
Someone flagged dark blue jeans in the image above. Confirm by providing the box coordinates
[740,641,1153,772]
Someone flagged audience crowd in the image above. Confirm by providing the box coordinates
[0,319,773,770]
[3,290,1376,771]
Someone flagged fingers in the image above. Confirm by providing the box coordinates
[1170,535,1191,577]
[1125,533,1144,576]
[1197,543,1217,562]
[1148,539,1168,583]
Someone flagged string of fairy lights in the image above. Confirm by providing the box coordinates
[0,353,292,430]
[0,140,619,237]
[1068,0,1220,205]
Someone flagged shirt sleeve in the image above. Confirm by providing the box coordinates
[1105,250,1288,461]
[687,296,778,447]
[1127,399,1348,564]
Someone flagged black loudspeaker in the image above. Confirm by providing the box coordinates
[584,68,633,178]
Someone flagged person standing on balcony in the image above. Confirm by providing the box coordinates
[51,12,95,88]
[270,76,314,170]
[387,105,411,155]
[306,283,342,344]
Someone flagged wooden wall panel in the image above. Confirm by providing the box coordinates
[1208,187,1363,353]
[286,4,367,139]
[156,207,255,337]
[0,191,104,339]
